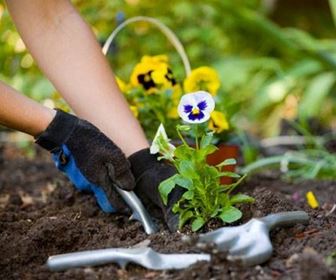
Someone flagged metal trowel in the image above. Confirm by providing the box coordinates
[47,246,210,271]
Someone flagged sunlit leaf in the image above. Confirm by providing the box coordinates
[191,216,205,231]
[158,174,178,205]
[219,206,242,223]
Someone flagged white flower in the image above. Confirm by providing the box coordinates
[150,123,176,156]
[178,91,215,124]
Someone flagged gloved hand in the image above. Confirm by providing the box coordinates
[128,148,184,232]
[35,109,135,213]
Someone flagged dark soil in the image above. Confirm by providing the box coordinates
[1,145,336,280]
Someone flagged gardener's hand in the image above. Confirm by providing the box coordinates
[128,148,184,232]
[35,109,135,213]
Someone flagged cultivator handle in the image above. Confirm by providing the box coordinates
[260,211,309,230]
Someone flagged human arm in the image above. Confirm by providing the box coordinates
[0,79,180,226]
[4,0,181,229]
[0,80,134,212]
[5,0,148,156]
[0,80,55,136]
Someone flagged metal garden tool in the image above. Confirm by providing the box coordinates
[197,211,309,266]
[47,246,211,271]
[114,185,158,235]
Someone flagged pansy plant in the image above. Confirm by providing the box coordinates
[151,91,254,231]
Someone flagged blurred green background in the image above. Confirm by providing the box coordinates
[1,0,336,138]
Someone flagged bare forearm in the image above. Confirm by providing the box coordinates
[0,81,55,136]
[6,0,148,155]
[5,0,114,112]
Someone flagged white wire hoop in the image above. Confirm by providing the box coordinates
[102,16,191,76]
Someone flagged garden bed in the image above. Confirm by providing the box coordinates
[0,145,335,280]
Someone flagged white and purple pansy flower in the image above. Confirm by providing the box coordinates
[178,91,215,124]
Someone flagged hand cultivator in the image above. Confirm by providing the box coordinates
[197,211,309,266]
[47,210,309,271]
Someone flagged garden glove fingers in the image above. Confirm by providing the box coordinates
[128,148,185,232]
[35,109,135,213]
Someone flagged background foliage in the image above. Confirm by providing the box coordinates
[1,0,336,137]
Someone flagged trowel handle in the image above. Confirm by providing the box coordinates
[260,211,309,230]
[47,248,125,271]
[47,247,151,271]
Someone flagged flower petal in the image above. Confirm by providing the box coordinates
[188,110,205,121]
[184,105,193,113]
[184,66,221,96]
[306,191,319,209]
[197,100,207,111]
[209,111,229,133]
[178,91,215,124]
[150,124,175,155]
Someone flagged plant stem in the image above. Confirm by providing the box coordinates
[177,128,189,147]
[329,0,336,28]
[194,124,199,150]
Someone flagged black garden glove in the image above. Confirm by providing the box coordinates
[128,148,184,232]
[35,109,135,213]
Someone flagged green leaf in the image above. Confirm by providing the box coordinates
[183,190,194,200]
[230,194,255,204]
[202,144,218,156]
[225,174,247,194]
[191,216,205,231]
[195,144,218,161]
[200,132,214,148]
[174,145,194,160]
[216,158,237,168]
[178,210,194,229]
[299,72,335,118]
[219,206,242,223]
[172,202,181,213]
[174,175,193,189]
[178,160,198,178]
[177,124,191,131]
[217,171,241,178]
[210,208,220,218]
[158,174,178,205]
[204,165,221,178]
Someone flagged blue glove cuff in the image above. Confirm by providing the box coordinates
[52,144,116,213]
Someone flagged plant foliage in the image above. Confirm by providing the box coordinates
[157,124,254,231]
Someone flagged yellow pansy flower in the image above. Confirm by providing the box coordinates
[306,191,319,209]
[130,105,139,118]
[51,92,71,112]
[115,76,129,93]
[130,55,176,94]
[167,85,182,119]
[208,111,229,133]
[184,66,220,96]
[141,54,168,64]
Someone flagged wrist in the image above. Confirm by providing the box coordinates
[33,108,56,136]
